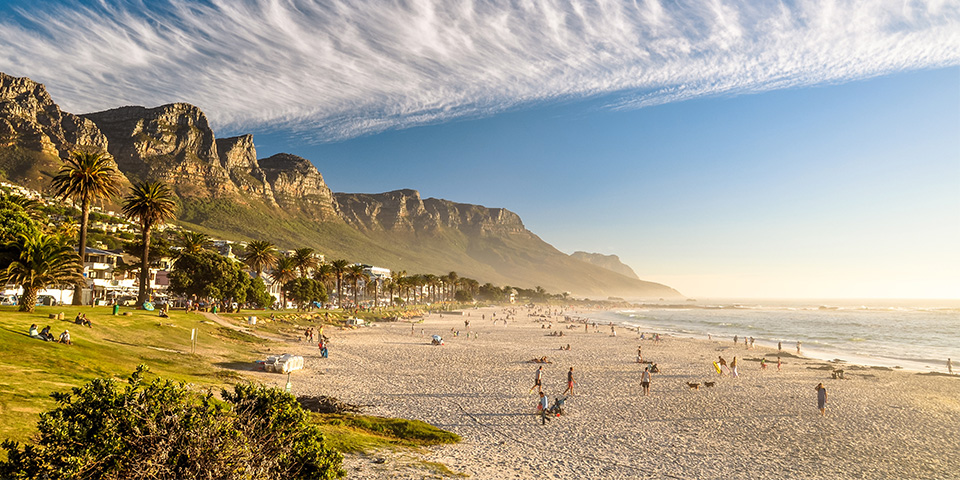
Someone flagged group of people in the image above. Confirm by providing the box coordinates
[74,313,92,327]
[531,366,576,424]
[29,324,71,344]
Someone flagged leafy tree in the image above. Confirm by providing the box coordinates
[0,366,344,479]
[283,277,327,311]
[246,276,274,309]
[122,182,177,305]
[121,235,175,266]
[168,251,253,307]
[50,151,122,305]
[477,283,505,302]
[454,289,473,302]
[0,232,83,312]
[241,240,277,278]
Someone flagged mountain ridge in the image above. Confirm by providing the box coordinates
[0,72,682,299]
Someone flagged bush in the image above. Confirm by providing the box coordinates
[0,366,344,480]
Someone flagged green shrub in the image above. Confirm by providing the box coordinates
[0,366,344,480]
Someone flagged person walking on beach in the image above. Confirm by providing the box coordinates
[797,341,802,354]
[778,341,782,352]
[530,365,543,394]
[563,367,575,395]
[730,356,739,377]
[734,335,738,345]
[718,356,727,376]
[637,346,643,363]
[815,383,827,416]
[777,356,782,371]
[641,367,651,396]
[948,358,953,375]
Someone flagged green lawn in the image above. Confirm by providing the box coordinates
[0,304,460,463]
[0,305,265,444]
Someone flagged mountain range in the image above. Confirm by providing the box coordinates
[0,72,681,299]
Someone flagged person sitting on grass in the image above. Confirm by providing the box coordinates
[59,330,72,345]
[75,313,92,328]
[29,324,41,339]
[39,325,55,342]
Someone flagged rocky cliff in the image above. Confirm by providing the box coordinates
[335,189,525,236]
[571,251,640,280]
[216,134,277,207]
[83,104,238,199]
[0,73,112,189]
[259,153,339,221]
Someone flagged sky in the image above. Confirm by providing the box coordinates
[0,0,958,299]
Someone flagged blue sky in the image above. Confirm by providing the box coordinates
[1,0,958,298]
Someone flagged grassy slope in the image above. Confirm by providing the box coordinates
[0,305,458,463]
[0,305,263,444]
[177,197,682,298]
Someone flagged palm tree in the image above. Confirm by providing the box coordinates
[313,263,335,293]
[423,274,438,303]
[5,194,42,220]
[271,256,297,309]
[1,232,83,312]
[346,264,368,308]
[51,151,121,305]
[446,271,458,301]
[241,240,277,278]
[364,277,380,309]
[330,259,350,307]
[122,181,177,306]
[389,270,405,306]
[292,248,318,278]
[178,231,211,254]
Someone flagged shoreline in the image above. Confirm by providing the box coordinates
[607,305,958,374]
[244,305,960,479]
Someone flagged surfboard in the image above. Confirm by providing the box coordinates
[713,362,722,374]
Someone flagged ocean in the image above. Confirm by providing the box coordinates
[587,299,960,372]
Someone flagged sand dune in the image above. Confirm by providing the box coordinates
[246,306,960,479]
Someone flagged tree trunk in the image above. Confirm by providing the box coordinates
[19,286,38,312]
[137,222,151,306]
[72,197,89,306]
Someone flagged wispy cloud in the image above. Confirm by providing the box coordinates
[1,0,957,141]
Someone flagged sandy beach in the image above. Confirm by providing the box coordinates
[246,306,960,479]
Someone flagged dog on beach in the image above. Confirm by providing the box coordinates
[704,381,716,388]
[686,382,701,390]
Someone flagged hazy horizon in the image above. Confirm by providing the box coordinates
[1,0,957,299]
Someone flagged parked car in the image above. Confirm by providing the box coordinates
[37,295,58,306]
[1,295,17,306]
[116,295,137,306]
